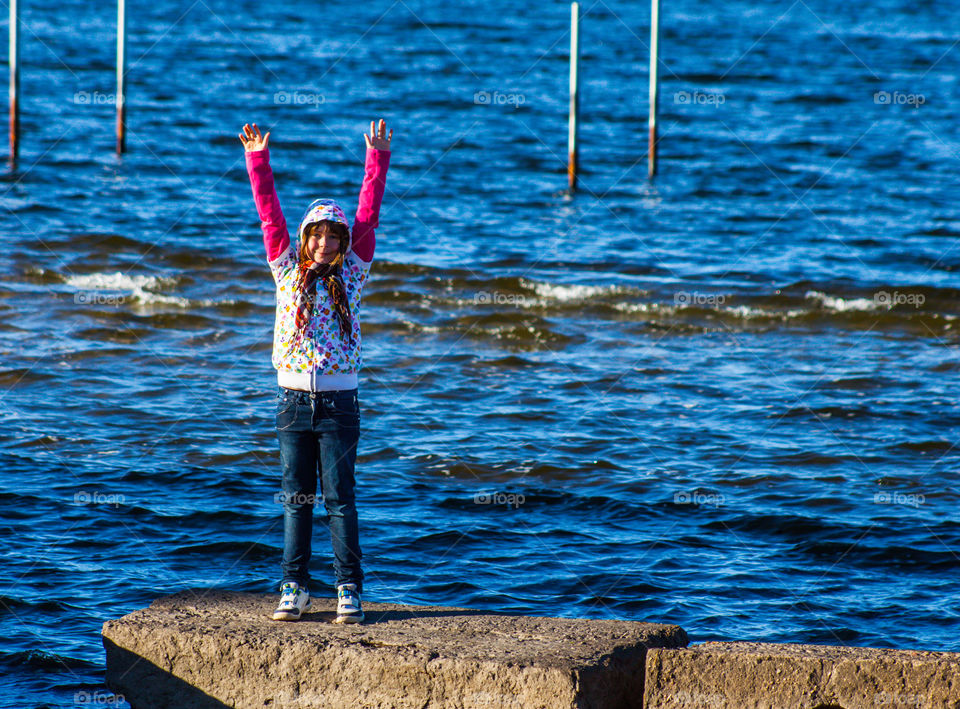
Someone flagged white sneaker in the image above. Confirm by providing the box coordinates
[272,581,311,621]
[333,583,364,624]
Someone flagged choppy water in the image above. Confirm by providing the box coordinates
[2,0,959,705]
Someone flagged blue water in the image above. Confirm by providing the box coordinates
[2,0,959,705]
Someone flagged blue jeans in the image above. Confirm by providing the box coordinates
[275,385,363,595]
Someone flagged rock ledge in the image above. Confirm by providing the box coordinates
[102,588,688,708]
[643,641,960,708]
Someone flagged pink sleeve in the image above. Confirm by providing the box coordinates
[245,147,290,262]
[351,147,391,263]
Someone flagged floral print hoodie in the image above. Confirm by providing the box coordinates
[245,145,390,390]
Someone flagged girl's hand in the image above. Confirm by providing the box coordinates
[364,118,393,151]
[239,123,270,152]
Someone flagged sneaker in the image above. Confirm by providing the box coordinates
[333,583,364,624]
[272,581,311,621]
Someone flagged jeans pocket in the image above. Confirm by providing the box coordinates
[324,391,360,427]
[276,390,300,431]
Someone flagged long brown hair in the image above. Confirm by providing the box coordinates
[293,220,353,344]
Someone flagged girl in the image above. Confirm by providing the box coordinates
[239,119,392,623]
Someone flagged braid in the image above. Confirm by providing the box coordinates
[294,221,353,345]
[321,271,353,345]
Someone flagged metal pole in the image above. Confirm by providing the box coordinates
[9,0,20,165]
[567,1,580,192]
[648,0,660,178]
[116,0,127,154]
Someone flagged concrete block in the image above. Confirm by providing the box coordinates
[102,589,688,708]
[643,641,960,709]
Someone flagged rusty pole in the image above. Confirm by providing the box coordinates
[116,0,127,153]
[567,1,580,191]
[648,0,660,178]
[9,0,20,166]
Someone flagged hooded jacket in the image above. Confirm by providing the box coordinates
[245,145,390,391]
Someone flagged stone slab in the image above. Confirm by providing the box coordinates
[102,588,688,708]
[643,641,960,709]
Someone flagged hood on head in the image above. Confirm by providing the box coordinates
[297,198,351,251]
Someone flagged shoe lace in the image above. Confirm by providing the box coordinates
[281,584,303,600]
[337,585,360,605]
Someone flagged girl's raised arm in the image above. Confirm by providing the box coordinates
[351,119,393,263]
[240,123,290,262]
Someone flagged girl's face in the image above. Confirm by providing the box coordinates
[304,224,342,264]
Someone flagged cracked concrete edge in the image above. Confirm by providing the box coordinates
[642,641,960,709]
[101,590,690,709]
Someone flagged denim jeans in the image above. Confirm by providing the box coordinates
[275,385,363,595]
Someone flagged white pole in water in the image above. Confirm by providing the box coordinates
[567,1,580,191]
[8,0,20,165]
[116,0,127,153]
[648,0,660,178]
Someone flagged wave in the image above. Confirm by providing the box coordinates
[525,279,624,302]
[169,541,276,561]
[64,271,193,307]
[61,271,239,309]
[804,290,879,312]
[0,594,74,615]
[14,258,960,339]
[64,272,175,292]
[0,649,97,671]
